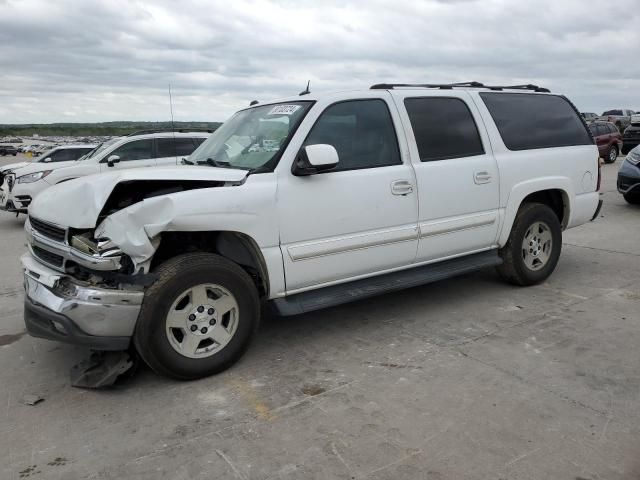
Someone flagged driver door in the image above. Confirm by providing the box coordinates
[277,95,419,293]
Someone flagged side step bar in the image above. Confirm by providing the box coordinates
[272,250,502,316]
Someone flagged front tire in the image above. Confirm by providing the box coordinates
[497,203,562,286]
[604,145,618,164]
[623,193,640,205]
[134,252,260,380]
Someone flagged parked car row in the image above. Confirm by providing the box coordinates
[582,110,640,158]
[0,145,20,156]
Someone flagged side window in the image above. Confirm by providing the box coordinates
[51,148,85,162]
[608,124,618,134]
[481,93,592,150]
[176,138,200,156]
[157,138,203,157]
[110,139,153,161]
[404,97,484,162]
[156,138,177,157]
[303,99,401,172]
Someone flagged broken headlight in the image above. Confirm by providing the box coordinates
[71,232,123,258]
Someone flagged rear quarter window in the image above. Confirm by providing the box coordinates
[480,93,592,150]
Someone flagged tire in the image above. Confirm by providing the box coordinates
[497,203,562,286]
[604,145,618,164]
[134,252,260,380]
[623,193,640,205]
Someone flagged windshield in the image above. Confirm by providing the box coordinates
[80,137,121,161]
[189,101,313,172]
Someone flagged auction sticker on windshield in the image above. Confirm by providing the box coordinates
[268,105,301,115]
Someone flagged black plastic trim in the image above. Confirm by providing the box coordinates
[272,250,502,316]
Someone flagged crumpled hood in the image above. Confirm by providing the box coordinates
[10,160,77,177]
[29,166,248,228]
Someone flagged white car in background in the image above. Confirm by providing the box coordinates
[0,144,96,178]
[0,131,209,214]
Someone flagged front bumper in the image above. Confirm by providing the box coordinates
[617,160,640,195]
[622,142,639,155]
[22,253,143,350]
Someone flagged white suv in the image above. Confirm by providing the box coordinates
[21,83,601,380]
[0,144,96,206]
[1,131,209,213]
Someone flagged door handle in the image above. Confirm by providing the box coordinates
[391,180,414,196]
[474,171,492,184]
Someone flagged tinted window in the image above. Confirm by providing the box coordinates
[603,110,622,116]
[404,97,484,161]
[50,148,92,161]
[607,124,618,134]
[156,138,202,157]
[481,93,592,150]
[110,139,153,161]
[303,99,401,172]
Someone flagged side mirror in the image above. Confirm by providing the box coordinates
[292,144,339,176]
[43,157,52,163]
[106,155,121,167]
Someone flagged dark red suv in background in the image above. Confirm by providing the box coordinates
[589,121,623,163]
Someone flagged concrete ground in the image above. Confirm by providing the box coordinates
[0,154,639,480]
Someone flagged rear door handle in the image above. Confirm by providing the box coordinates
[474,171,492,184]
[391,180,414,196]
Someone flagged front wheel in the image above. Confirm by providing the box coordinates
[497,203,562,286]
[604,145,618,164]
[623,193,640,205]
[134,252,260,380]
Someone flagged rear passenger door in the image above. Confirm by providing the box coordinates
[394,92,500,262]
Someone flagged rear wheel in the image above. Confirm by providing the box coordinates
[134,252,260,380]
[604,145,618,164]
[497,203,562,286]
[623,193,640,205]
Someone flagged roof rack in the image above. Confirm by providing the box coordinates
[126,128,214,137]
[370,82,550,93]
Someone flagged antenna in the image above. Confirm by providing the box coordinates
[169,84,177,156]
[299,80,311,96]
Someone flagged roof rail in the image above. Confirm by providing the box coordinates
[126,128,214,137]
[370,82,550,93]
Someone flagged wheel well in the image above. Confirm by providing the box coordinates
[521,189,567,227]
[151,231,269,297]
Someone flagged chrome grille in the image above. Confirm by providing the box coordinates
[32,245,64,268]
[29,217,67,243]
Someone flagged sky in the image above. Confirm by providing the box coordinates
[0,0,639,124]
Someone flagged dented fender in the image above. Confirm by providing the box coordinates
[94,174,281,272]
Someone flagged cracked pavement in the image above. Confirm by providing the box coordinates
[1,155,639,479]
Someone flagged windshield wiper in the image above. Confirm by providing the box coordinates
[197,157,232,168]
[181,157,194,165]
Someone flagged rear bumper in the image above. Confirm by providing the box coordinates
[22,254,143,350]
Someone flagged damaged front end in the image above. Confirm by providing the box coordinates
[22,216,146,352]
